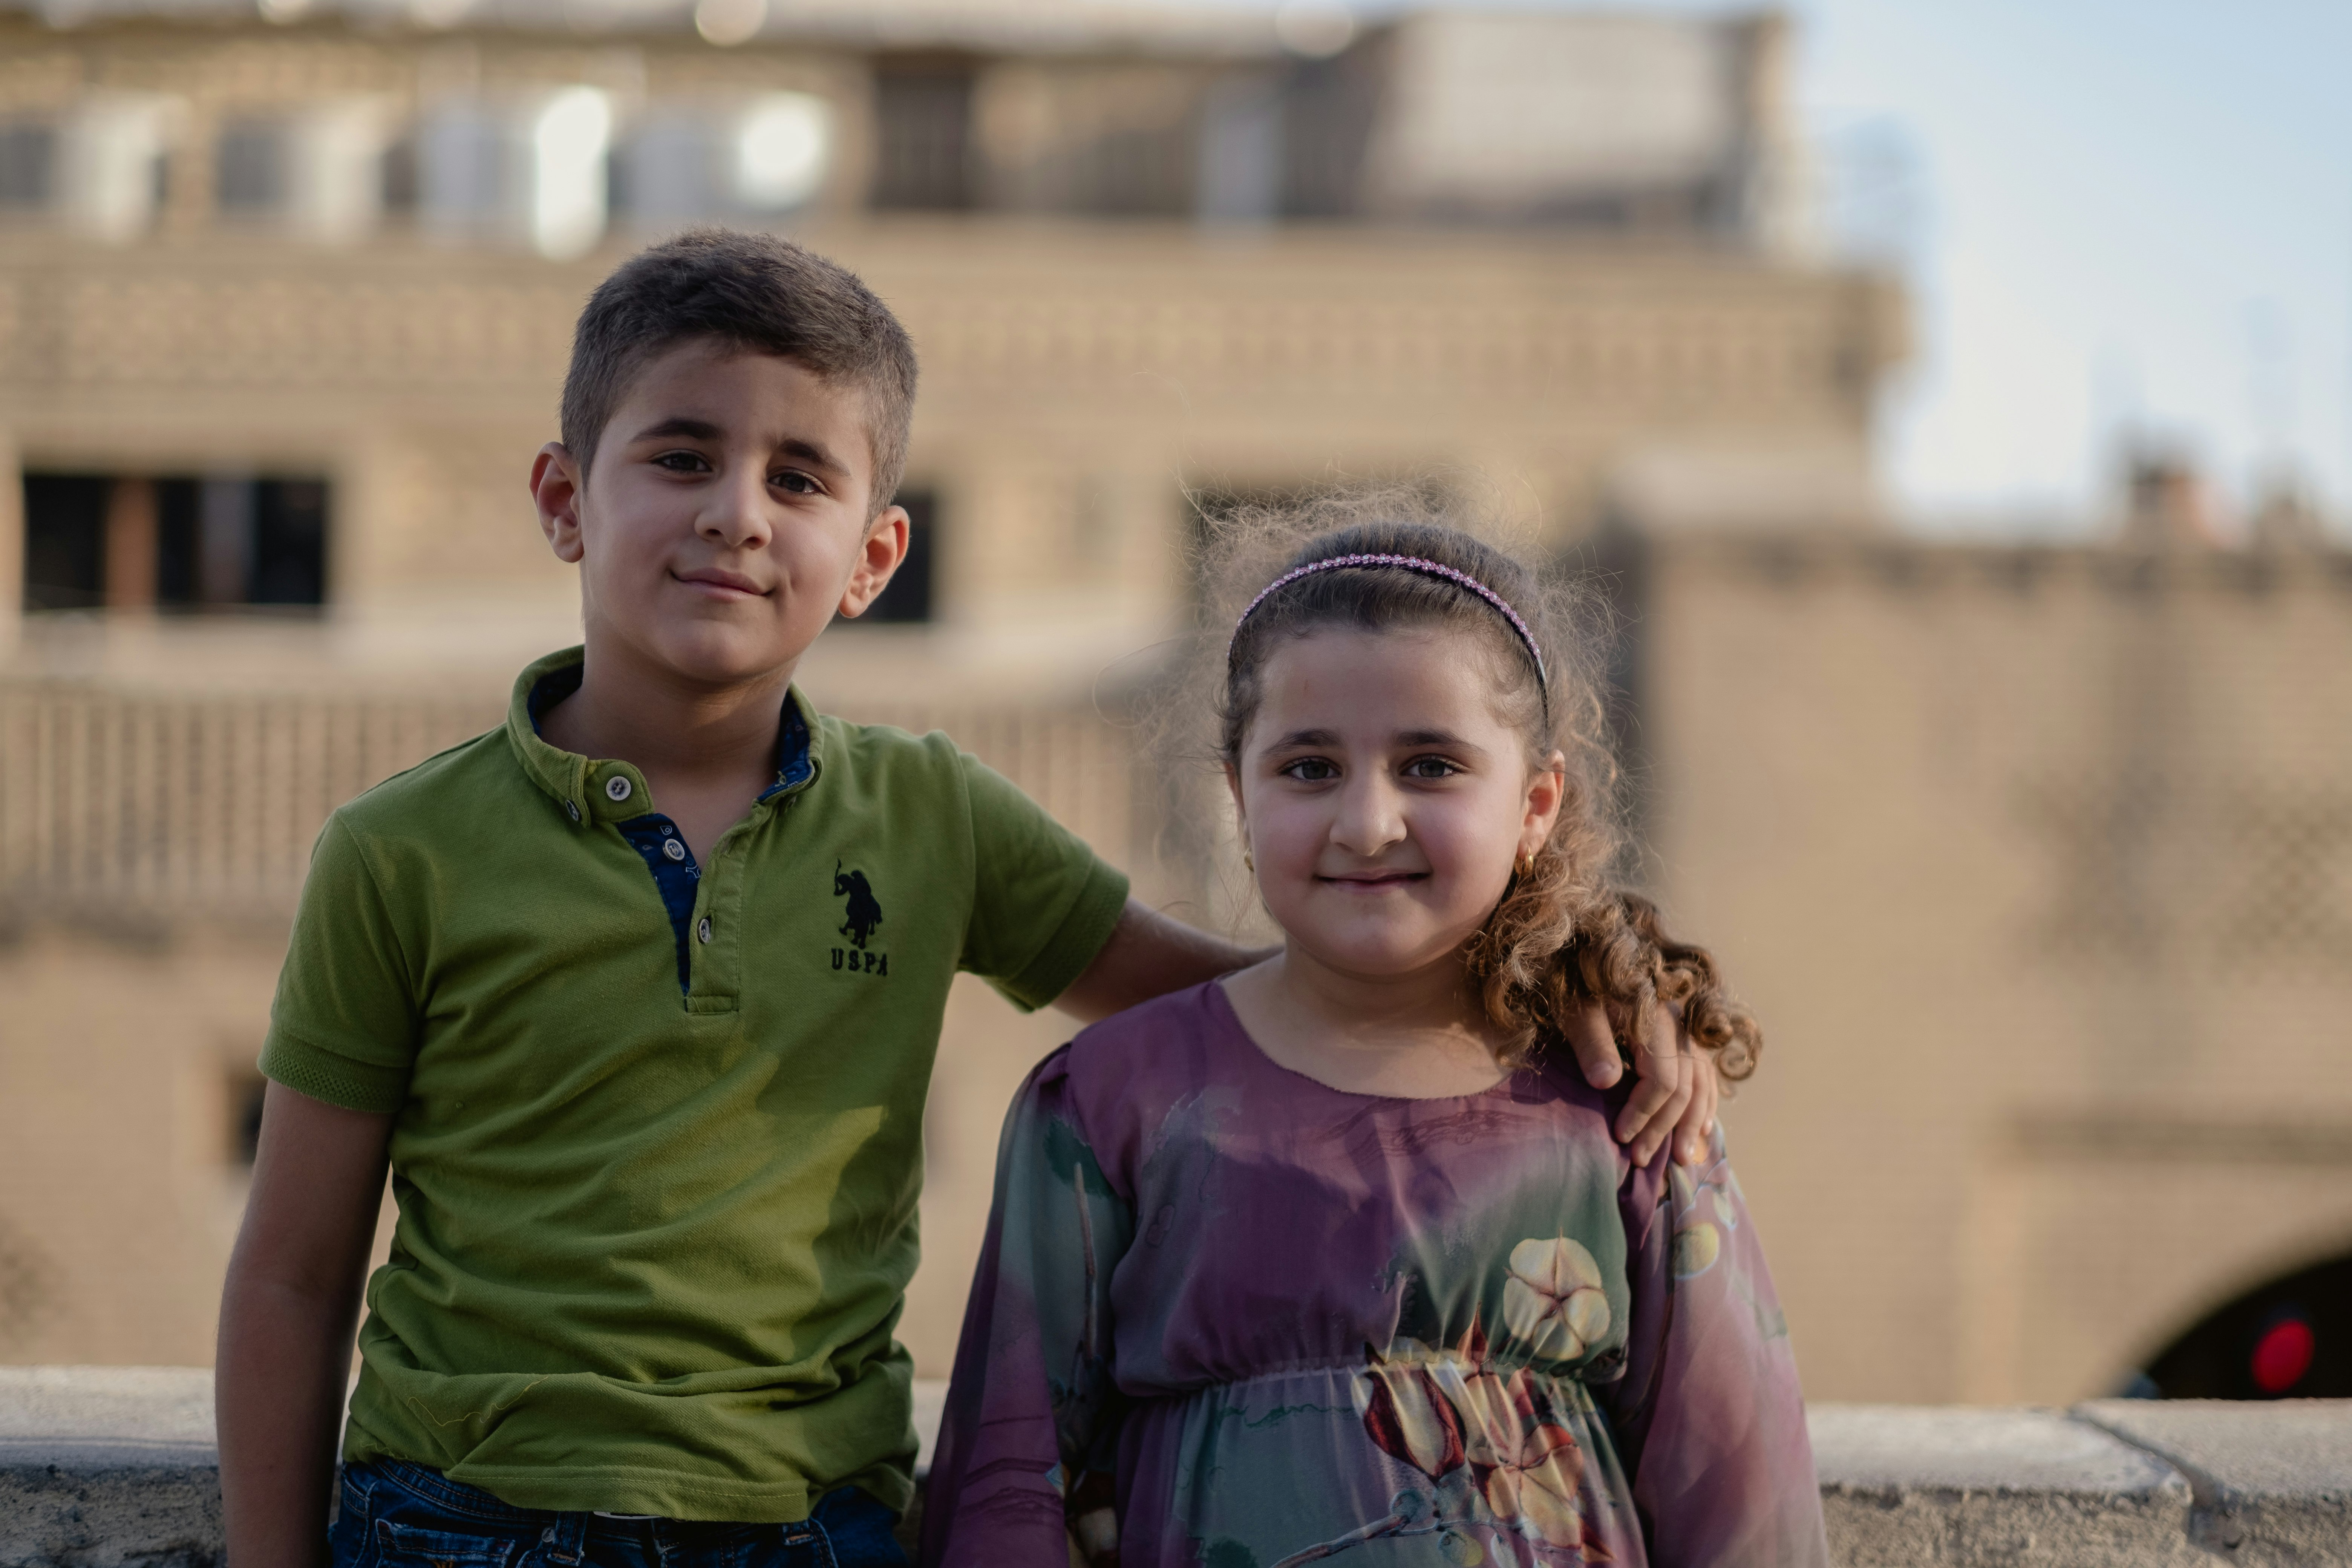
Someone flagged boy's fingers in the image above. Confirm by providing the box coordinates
[1672,1023,1719,1167]
[1616,1002,1689,1166]
[1563,996,1622,1089]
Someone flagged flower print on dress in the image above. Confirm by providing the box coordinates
[1332,1317,1614,1566]
[1668,1154,1741,1280]
[1499,1237,1610,1360]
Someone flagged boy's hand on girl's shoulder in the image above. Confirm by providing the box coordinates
[1563,998,1720,1170]
[1062,901,1719,1167]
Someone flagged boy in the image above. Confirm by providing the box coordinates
[216,230,1712,1568]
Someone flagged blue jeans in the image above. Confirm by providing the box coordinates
[329,1459,908,1568]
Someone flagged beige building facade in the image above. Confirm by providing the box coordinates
[0,0,2344,1408]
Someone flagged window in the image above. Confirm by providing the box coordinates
[734,92,831,212]
[0,123,55,210]
[871,62,974,211]
[20,472,329,612]
[859,489,934,623]
[21,475,107,610]
[612,93,835,229]
[415,90,612,258]
[215,118,287,213]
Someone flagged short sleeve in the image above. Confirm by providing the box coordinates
[257,812,423,1114]
[956,754,1129,1011]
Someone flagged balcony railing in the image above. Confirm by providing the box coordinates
[0,677,1154,925]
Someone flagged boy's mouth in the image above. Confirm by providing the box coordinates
[674,567,769,599]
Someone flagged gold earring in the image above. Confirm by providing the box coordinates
[1515,850,1534,879]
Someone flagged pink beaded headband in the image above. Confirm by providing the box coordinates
[1227,552,1548,692]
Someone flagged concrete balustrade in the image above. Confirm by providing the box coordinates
[3,1368,2347,1566]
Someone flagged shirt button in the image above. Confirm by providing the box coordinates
[605,776,633,803]
[663,838,687,862]
[697,916,712,944]
[565,800,580,822]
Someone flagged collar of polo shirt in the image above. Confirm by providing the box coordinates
[504,646,822,827]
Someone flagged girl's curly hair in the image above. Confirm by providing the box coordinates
[1197,488,1761,1080]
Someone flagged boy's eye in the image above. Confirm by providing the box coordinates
[772,470,823,495]
[1403,756,1461,779]
[1280,758,1339,782]
[653,450,710,473]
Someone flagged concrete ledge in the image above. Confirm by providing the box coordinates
[0,1369,220,1568]
[1811,1404,2201,1566]
[5,1369,2349,1568]
[2078,1399,2352,1561]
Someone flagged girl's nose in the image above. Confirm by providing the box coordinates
[1331,775,1407,857]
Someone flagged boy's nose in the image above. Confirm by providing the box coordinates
[700,475,775,548]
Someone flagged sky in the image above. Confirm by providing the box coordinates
[1236,0,2352,535]
[1788,0,2352,535]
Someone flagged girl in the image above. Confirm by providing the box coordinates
[922,510,1827,1567]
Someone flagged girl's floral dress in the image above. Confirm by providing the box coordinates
[920,983,1828,1568]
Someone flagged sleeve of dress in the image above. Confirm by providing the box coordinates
[1597,1126,1831,1568]
[920,1045,1136,1567]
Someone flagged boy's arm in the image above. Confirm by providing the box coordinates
[1054,898,1718,1168]
[1050,898,1268,1024]
[217,1083,393,1568]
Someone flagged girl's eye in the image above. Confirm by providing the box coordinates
[1403,756,1461,780]
[772,470,822,495]
[1280,758,1339,782]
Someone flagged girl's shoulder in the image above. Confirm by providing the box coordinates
[1036,982,1238,1175]
[1062,980,1233,1094]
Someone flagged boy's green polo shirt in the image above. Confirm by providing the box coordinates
[258,647,1128,1522]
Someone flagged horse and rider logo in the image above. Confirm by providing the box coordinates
[832,861,887,976]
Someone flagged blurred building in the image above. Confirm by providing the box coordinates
[0,0,2342,1406]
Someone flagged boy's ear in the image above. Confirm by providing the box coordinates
[532,442,587,565]
[837,504,910,619]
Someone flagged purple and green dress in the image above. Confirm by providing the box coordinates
[922,982,1829,1568]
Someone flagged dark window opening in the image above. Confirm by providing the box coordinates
[1280,53,1381,218]
[1063,124,1193,217]
[21,474,108,610]
[858,488,934,623]
[251,479,329,604]
[0,123,56,209]
[872,61,976,211]
[216,120,287,213]
[21,471,329,612]
[2125,1251,2350,1400]
[380,134,420,215]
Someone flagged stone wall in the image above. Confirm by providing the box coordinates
[4,1369,2347,1567]
[1643,533,2352,1406]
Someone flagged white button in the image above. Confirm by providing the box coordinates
[662,838,687,862]
[605,776,632,802]
[696,916,712,943]
[565,800,580,822]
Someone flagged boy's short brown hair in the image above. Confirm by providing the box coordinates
[560,228,919,514]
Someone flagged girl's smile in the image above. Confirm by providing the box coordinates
[1232,626,1559,981]
[1321,869,1425,890]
